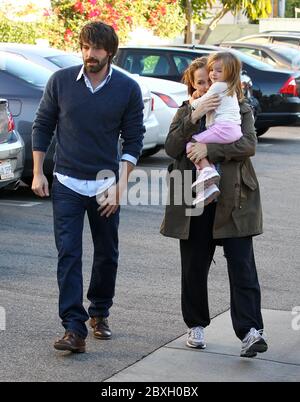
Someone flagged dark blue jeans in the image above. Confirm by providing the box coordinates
[52,177,119,339]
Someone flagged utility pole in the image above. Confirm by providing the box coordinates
[278,0,286,17]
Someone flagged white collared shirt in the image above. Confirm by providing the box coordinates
[55,65,137,197]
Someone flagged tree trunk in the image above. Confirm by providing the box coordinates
[198,5,230,44]
[184,0,193,44]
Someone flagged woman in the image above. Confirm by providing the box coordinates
[160,56,268,358]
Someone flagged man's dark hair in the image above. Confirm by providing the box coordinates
[79,21,119,64]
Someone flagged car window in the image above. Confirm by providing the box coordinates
[235,47,262,61]
[46,54,82,68]
[172,55,195,74]
[260,51,278,67]
[123,53,170,76]
[270,46,300,67]
[229,49,272,70]
[272,37,300,47]
[0,52,52,87]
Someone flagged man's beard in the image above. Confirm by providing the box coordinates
[84,55,110,73]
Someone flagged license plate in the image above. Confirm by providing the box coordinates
[0,160,14,180]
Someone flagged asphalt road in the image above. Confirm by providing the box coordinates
[0,127,299,382]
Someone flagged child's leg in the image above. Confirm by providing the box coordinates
[192,123,242,144]
[198,157,211,170]
[186,142,214,170]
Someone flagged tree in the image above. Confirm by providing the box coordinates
[180,0,272,44]
[285,0,300,17]
[48,0,185,51]
[179,0,213,43]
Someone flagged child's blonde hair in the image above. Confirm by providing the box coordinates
[207,52,244,101]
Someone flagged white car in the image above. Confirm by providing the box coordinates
[0,43,188,156]
[137,76,188,155]
[0,99,24,189]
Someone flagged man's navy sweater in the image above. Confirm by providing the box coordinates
[32,66,145,180]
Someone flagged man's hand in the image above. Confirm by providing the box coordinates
[187,143,208,164]
[32,173,49,197]
[97,183,125,218]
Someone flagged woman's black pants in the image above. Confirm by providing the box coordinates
[179,202,264,340]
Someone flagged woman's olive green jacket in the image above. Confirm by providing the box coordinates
[160,100,263,240]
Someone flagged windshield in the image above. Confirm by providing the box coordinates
[270,46,300,66]
[46,54,82,68]
[0,52,52,87]
[229,49,273,70]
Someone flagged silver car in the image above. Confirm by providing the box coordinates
[0,99,24,189]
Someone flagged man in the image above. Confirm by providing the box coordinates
[32,22,145,353]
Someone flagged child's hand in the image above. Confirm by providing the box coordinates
[190,90,201,102]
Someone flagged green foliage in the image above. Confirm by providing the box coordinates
[179,0,214,23]
[0,14,38,44]
[285,0,300,17]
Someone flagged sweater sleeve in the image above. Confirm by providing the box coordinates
[164,103,200,160]
[191,82,227,109]
[32,73,59,152]
[206,101,257,163]
[120,81,145,160]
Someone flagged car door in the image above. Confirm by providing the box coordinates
[115,49,179,81]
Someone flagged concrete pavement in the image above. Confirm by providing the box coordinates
[106,309,300,382]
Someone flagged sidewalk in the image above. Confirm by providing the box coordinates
[106,309,300,382]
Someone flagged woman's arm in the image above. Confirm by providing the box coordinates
[164,105,200,160]
[165,95,221,160]
[188,101,257,164]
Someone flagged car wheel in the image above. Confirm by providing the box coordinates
[256,127,269,137]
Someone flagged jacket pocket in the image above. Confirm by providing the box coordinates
[241,163,257,191]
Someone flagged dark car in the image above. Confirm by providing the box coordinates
[230,32,300,49]
[115,46,300,136]
[220,42,300,71]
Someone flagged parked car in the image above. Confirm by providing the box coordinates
[0,42,83,71]
[115,46,300,136]
[114,44,258,115]
[0,51,159,184]
[220,42,300,71]
[0,99,24,189]
[131,75,187,155]
[0,44,188,156]
[230,32,300,49]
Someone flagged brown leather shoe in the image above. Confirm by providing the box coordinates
[90,317,111,339]
[54,331,86,353]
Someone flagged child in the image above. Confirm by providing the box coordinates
[186,52,244,206]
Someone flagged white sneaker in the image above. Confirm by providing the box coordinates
[193,184,220,206]
[192,167,220,190]
[240,328,268,358]
[186,326,206,349]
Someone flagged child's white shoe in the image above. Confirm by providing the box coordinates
[192,167,220,190]
[193,184,220,206]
